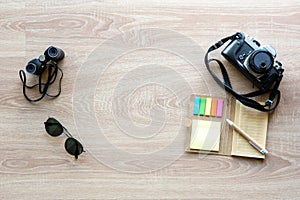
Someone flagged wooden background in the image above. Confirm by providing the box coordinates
[1,0,300,199]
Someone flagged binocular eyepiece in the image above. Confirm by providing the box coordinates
[26,57,44,75]
[25,46,65,75]
[44,46,65,62]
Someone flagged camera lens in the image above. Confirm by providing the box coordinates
[249,50,273,74]
[26,63,36,74]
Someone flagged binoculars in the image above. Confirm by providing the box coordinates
[25,46,65,75]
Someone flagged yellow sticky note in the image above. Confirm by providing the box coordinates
[204,97,212,116]
[190,119,221,151]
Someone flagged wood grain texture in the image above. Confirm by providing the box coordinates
[1,0,300,199]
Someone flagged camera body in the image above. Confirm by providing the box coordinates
[221,32,283,91]
[25,46,65,75]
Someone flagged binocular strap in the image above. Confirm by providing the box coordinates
[19,62,63,102]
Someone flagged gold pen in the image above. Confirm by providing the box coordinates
[226,119,268,155]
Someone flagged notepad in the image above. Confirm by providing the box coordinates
[231,101,269,159]
[190,119,221,151]
[186,95,269,159]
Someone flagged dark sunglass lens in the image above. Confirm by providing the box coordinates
[44,118,63,137]
[64,138,83,159]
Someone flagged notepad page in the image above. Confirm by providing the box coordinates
[190,119,221,151]
[231,101,269,159]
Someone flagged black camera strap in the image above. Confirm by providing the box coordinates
[19,61,63,102]
[204,33,283,112]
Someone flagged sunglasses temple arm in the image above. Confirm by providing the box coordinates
[75,144,79,159]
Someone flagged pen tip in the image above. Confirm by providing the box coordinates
[226,119,233,126]
[261,149,268,155]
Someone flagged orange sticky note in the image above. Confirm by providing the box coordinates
[211,98,218,116]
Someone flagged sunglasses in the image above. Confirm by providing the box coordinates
[44,117,84,159]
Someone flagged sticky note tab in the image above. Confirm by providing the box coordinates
[204,97,212,116]
[193,97,200,115]
[211,98,218,116]
[199,97,206,115]
[190,119,221,151]
[216,99,224,117]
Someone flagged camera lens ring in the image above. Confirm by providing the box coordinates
[249,49,273,74]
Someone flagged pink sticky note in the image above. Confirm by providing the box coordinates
[216,99,224,117]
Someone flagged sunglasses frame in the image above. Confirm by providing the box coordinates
[44,117,84,159]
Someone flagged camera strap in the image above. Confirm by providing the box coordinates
[19,61,63,102]
[204,33,283,112]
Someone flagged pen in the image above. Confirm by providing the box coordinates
[226,119,268,155]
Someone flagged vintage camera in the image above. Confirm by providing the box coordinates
[221,32,283,91]
[25,46,65,75]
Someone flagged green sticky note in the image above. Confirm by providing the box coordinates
[199,97,206,115]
